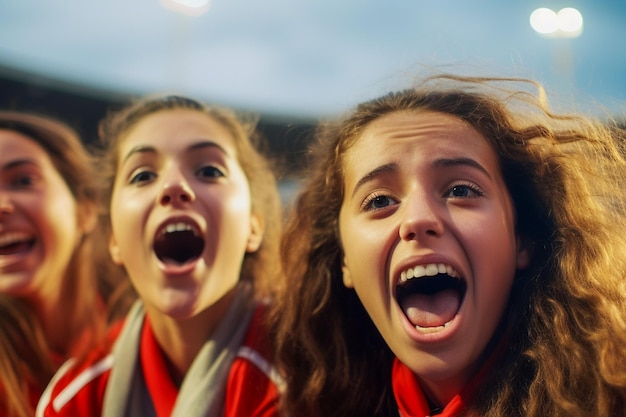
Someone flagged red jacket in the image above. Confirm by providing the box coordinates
[37,307,280,417]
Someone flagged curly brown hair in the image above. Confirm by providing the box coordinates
[272,74,626,417]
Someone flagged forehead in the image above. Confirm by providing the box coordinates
[0,129,50,162]
[119,109,237,156]
[345,110,494,163]
[361,110,480,144]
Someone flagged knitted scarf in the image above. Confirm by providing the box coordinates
[102,284,255,417]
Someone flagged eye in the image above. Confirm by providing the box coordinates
[11,174,35,188]
[361,193,398,212]
[129,170,156,184]
[445,183,483,199]
[8,170,41,190]
[197,165,225,179]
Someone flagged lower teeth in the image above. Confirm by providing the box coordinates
[415,321,450,333]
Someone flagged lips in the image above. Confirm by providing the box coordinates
[153,220,205,265]
[396,263,466,331]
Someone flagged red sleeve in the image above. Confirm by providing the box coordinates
[38,357,109,417]
[38,321,124,417]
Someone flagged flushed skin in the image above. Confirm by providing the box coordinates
[271,74,626,417]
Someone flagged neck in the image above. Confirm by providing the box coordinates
[145,288,238,387]
[420,378,466,411]
[419,341,503,411]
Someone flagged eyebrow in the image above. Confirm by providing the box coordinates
[121,140,229,163]
[433,157,491,178]
[351,163,397,198]
[350,157,491,198]
[2,158,37,171]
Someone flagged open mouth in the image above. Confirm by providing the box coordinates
[396,263,466,331]
[153,221,205,266]
[0,232,35,256]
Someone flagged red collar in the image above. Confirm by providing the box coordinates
[140,317,178,417]
[392,348,500,417]
[392,358,466,417]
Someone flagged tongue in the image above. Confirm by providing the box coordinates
[401,289,460,328]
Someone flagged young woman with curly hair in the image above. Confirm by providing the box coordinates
[272,74,626,417]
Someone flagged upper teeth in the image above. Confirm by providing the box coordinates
[0,232,31,247]
[400,263,459,283]
[164,222,196,234]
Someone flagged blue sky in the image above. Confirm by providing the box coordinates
[0,0,624,119]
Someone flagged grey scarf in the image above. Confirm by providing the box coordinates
[102,285,255,417]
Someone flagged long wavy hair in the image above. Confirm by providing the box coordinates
[272,74,626,417]
[96,95,283,303]
[0,111,122,417]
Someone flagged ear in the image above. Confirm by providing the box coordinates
[515,235,531,270]
[245,213,264,253]
[77,201,98,235]
[109,233,123,265]
[341,256,354,288]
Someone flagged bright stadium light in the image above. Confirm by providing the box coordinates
[530,7,583,38]
[161,0,211,16]
[558,8,583,34]
[530,8,559,34]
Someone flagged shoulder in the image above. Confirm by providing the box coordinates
[237,305,282,385]
[36,320,125,417]
[223,305,283,417]
[36,354,112,417]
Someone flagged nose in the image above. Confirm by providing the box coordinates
[398,191,444,242]
[158,169,195,206]
[0,192,14,216]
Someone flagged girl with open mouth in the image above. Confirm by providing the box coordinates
[38,95,283,417]
[0,112,123,417]
[271,73,626,417]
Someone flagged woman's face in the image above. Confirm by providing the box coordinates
[108,109,263,320]
[0,130,88,299]
[338,110,529,405]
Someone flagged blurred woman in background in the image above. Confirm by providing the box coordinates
[0,111,125,417]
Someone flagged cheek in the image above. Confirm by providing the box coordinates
[109,199,126,241]
[219,187,253,225]
[224,191,252,216]
[110,186,146,226]
[458,199,517,255]
[462,211,519,297]
[109,191,146,257]
[44,194,81,243]
[339,218,387,288]
[342,212,393,251]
